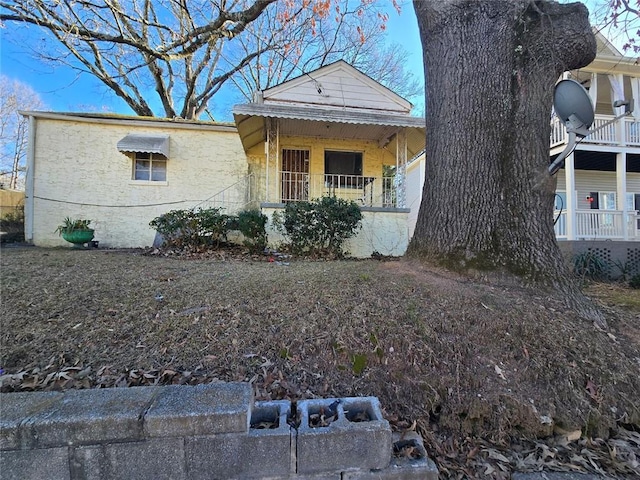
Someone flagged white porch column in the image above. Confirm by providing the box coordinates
[265,118,279,203]
[631,77,640,120]
[564,152,576,240]
[609,73,626,145]
[617,152,628,240]
[395,129,407,208]
[588,72,598,111]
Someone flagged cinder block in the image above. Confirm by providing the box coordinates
[144,382,252,437]
[342,432,438,480]
[26,386,158,448]
[296,397,392,475]
[105,437,186,480]
[185,400,291,479]
[69,445,106,480]
[0,446,70,480]
[0,391,63,449]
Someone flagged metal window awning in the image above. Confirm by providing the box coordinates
[117,134,170,158]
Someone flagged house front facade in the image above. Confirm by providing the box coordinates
[232,61,425,256]
[22,62,425,256]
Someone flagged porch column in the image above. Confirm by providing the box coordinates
[617,152,628,240]
[266,118,279,203]
[564,152,576,240]
[395,129,407,208]
[609,73,626,145]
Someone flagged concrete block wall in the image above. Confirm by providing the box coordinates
[0,383,438,480]
[558,240,640,278]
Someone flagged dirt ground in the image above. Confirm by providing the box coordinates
[1,246,639,478]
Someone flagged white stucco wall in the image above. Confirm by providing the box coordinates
[27,115,248,248]
[261,205,409,258]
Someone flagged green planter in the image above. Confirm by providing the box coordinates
[61,229,95,247]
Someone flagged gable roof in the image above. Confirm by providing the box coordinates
[258,60,413,114]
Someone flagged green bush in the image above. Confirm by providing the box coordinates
[630,273,640,289]
[150,208,231,248]
[237,209,267,251]
[0,204,25,243]
[572,251,609,281]
[275,196,362,257]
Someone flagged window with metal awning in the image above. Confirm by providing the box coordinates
[117,134,170,158]
[117,134,170,182]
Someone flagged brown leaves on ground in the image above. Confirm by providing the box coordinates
[1,247,639,478]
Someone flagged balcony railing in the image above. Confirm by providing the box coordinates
[279,172,398,208]
[554,209,639,239]
[550,115,640,148]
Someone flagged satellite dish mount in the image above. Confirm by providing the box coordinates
[548,79,633,175]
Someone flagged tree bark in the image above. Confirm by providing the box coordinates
[408,0,605,325]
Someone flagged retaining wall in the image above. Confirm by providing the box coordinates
[0,382,438,480]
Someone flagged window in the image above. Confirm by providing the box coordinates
[599,192,616,210]
[133,152,167,181]
[324,151,363,189]
[325,151,362,176]
[554,191,566,211]
[627,192,640,211]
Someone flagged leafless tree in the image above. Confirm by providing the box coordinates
[229,0,421,104]
[408,0,606,326]
[0,0,420,119]
[0,75,44,190]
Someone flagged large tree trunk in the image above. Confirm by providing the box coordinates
[408,0,605,325]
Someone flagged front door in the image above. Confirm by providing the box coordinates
[281,149,309,202]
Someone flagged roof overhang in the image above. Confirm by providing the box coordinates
[233,103,426,159]
[117,134,170,157]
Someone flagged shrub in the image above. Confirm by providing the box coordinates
[150,208,231,248]
[0,204,25,243]
[630,273,640,289]
[572,251,609,281]
[236,209,267,251]
[275,196,362,257]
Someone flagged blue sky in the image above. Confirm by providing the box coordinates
[0,2,424,121]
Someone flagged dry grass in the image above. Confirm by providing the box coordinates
[1,247,639,478]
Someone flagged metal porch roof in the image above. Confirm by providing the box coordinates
[233,103,425,158]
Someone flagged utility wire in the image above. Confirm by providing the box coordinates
[32,195,202,208]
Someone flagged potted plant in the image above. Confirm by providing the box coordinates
[55,217,94,247]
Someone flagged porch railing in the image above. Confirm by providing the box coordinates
[192,174,256,213]
[279,172,398,208]
[550,114,640,148]
[554,209,639,239]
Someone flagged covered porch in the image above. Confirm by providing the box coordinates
[552,151,640,241]
[233,103,426,209]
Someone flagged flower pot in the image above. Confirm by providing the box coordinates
[61,229,95,247]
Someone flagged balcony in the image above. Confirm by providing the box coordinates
[554,209,640,240]
[279,172,398,208]
[551,115,640,148]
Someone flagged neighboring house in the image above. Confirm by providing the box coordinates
[22,61,425,256]
[551,33,640,243]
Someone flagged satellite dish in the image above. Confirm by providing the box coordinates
[548,79,594,175]
[553,79,594,132]
[548,79,633,175]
